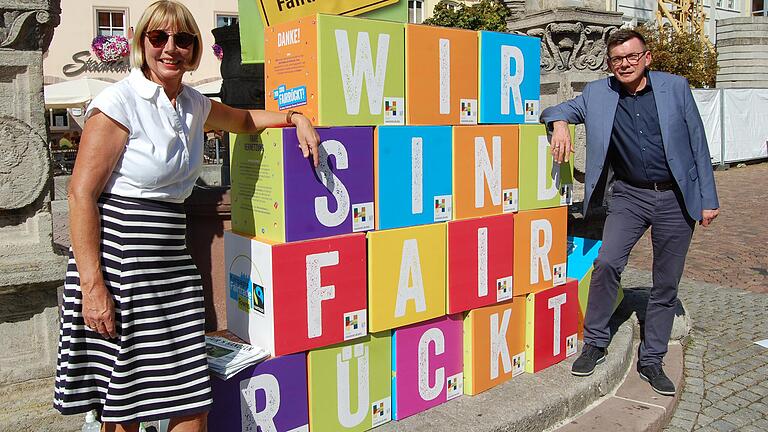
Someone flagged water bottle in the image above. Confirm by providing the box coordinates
[81,410,101,432]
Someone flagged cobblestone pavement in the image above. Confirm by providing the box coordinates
[650,272,768,432]
[628,162,768,294]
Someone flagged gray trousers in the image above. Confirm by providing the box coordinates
[584,180,695,367]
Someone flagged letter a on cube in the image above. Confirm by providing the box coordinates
[375,126,453,230]
[518,124,574,211]
[225,231,368,356]
[478,32,540,124]
[231,127,374,242]
[463,298,526,395]
[513,207,567,295]
[391,315,464,419]
[308,333,392,431]
[367,223,446,332]
[452,125,519,219]
[447,213,514,314]
[265,15,405,126]
[405,24,478,125]
[209,353,309,432]
[525,279,579,373]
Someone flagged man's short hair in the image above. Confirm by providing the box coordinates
[606,29,647,53]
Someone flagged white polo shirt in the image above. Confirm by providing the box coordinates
[86,68,212,203]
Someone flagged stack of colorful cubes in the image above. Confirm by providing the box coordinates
[213,13,586,431]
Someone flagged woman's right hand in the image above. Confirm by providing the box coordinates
[81,283,117,339]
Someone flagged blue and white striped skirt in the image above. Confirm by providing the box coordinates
[54,194,212,424]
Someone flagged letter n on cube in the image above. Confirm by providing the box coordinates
[209,353,309,432]
[225,231,367,356]
[525,279,579,373]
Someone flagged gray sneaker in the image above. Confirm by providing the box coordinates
[571,343,606,376]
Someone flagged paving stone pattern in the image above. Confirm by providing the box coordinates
[627,163,768,294]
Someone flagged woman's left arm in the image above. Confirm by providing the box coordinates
[205,100,321,166]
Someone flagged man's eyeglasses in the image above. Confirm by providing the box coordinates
[144,30,197,49]
[608,51,647,67]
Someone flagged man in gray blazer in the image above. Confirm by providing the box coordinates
[540,29,719,395]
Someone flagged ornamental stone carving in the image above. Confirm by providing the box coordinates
[0,0,61,51]
[0,116,49,210]
[527,22,618,72]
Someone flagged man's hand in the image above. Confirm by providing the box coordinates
[293,114,321,167]
[550,121,574,164]
[700,208,719,227]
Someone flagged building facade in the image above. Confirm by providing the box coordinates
[44,0,238,85]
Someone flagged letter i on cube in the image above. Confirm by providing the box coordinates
[525,279,579,373]
[224,231,367,356]
[518,124,574,211]
[375,126,453,230]
[230,127,374,242]
[513,206,568,295]
[478,31,540,124]
[208,353,309,432]
[391,315,463,419]
[265,14,405,126]
[308,333,392,431]
[452,125,519,219]
[405,24,478,125]
[463,298,526,395]
[447,213,514,314]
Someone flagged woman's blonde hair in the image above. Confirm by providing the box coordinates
[130,0,203,72]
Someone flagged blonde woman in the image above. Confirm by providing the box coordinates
[54,2,319,431]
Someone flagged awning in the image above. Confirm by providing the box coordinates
[44,77,112,109]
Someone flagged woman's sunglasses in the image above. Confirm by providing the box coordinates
[144,30,197,49]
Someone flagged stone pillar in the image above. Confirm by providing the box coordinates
[0,0,66,385]
[716,17,768,89]
[508,7,622,211]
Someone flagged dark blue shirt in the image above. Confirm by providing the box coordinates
[608,75,672,183]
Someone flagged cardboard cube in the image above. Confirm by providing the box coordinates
[308,333,392,432]
[518,124,574,211]
[525,279,579,373]
[405,24,478,125]
[375,126,453,230]
[478,31,540,124]
[567,236,623,339]
[230,127,375,242]
[452,125,520,220]
[265,14,405,126]
[225,231,368,356]
[367,223,446,332]
[463,298,526,395]
[447,214,514,314]
[209,353,309,432]
[513,207,567,295]
[391,315,463,419]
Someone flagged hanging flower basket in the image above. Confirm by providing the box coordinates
[212,43,223,61]
[91,35,130,62]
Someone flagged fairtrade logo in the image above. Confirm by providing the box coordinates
[461,100,473,116]
[503,191,515,205]
[354,207,367,223]
[345,314,359,331]
[497,279,509,295]
[372,402,386,417]
[447,377,459,391]
[385,100,400,116]
[434,198,448,213]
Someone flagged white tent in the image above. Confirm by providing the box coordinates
[44,77,112,109]
[193,79,222,95]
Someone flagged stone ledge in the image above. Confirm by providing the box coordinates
[376,317,635,432]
